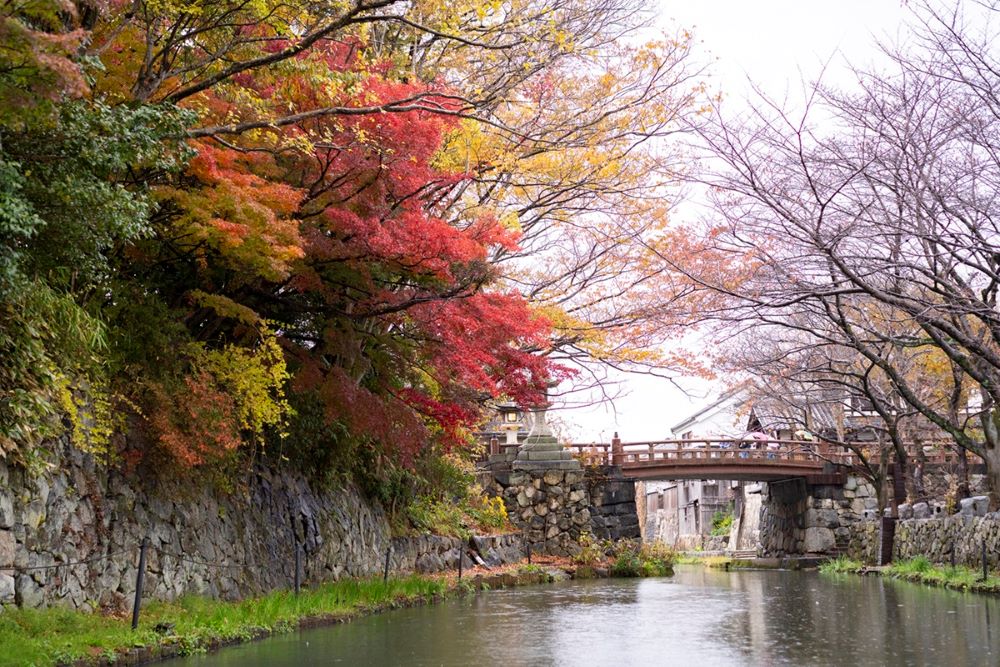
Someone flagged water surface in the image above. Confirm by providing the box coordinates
[171,566,1000,666]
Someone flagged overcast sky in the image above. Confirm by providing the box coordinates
[557,0,913,443]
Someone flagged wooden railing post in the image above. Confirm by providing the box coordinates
[611,432,622,465]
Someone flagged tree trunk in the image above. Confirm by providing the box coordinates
[980,403,1000,509]
[956,447,971,501]
[982,446,1000,510]
[912,446,927,504]
[878,446,890,517]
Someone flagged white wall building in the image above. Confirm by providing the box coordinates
[641,385,761,551]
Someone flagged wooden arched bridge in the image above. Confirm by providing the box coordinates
[487,435,975,483]
[561,438,854,483]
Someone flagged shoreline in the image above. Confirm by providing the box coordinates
[5,558,638,667]
[819,556,1000,595]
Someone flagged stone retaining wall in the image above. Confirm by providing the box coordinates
[0,439,522,610]
[848,514,1000,567]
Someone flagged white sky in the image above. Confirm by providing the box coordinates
[555,0,912,443]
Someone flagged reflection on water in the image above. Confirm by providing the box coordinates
[170,566,1000,666]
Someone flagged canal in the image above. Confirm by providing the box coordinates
[172,566,1000,666]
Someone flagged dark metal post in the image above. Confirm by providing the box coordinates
[294,543,301,596]
[458,549,463,580]
[527,542,531,564]
[131,537,149,630]
[983,539,989,582]
[383,546,391,583]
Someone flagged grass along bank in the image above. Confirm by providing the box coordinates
[0,575,450,667]
[0,549,675,667]
[820,556,1000,594]
[1,537,679,667]
[675,554,733,568]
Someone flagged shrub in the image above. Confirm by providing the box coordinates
[710,510,734,537]
[468,494,509,533]
[406,496,469,538]
[573,532,611,567]
[609,540,676,577]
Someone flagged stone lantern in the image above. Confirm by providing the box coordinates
[497,403,523,446]
[513,400,580,471]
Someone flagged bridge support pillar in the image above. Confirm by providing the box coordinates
[759,474,879,557]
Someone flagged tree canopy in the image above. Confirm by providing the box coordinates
[0,0,699,487]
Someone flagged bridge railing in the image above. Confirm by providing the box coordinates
[563,439,854,468]
[561,439,984,469]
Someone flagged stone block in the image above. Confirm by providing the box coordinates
[844,477,858,492]
[15,574,43,608]
[913,502,930,520]
[543,471,564,486]
[803,527,836,553]
[0,574,13,603]
[514,460,580,471]
[960,497,977,517]
[817,509,841,529]
[0,494,13,530]
[898,504,913,519]
[0,530,14,566]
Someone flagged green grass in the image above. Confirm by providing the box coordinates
[883,557,1000,592]
[0,575,448,667]
[818,556,864,574]
[675,554,732,568]
[819,555,1000,593]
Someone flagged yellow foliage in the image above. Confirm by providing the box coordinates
[200,330,293,439]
